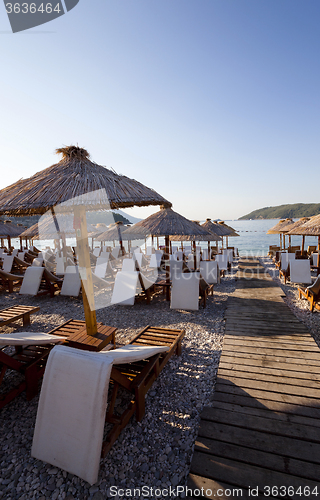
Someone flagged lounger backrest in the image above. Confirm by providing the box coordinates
[289,260,311,284]
[170,271,200,311]
[111,246,120,259]
[17,251,26,261]
[202,249,209,261]
[93,248,101,258]
[133,252,148,270]
[55,257,65,275]
[200,261,220,284]
[146,246,154,255]
[121,258,135,273]
[60,267,81,297]
[174,251,184,261]
[94,257,110,279]
[215,254,228,271]
[100,251,110,260]
[32,258,44,267]
[226,249,234,263]
[19,267,44,295]
[2,255,14,273]
[149,253,161,268]
[186,253,194,270]
[111,271,139,305]
[169,258,183,278]
[11,249,19,257]
[312,253,319,266]
[307,275,320,295]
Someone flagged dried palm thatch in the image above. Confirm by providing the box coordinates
[217,221,239,237]
[295,214,320,236]
[96,222,145,242]
[266,219,293,234]
[201,219,233,237]
[283,217,310,235]
[127,206,210,237]
[19,215,98,240]
[0,220,26,238]
[0,146,171,216]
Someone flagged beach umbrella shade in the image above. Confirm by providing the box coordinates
[293,215,320,267]
[210,220,239,248]
[96,221,146,254]
[284,217,310,253]
[127,206,211,299]
[0,220,27,249]
[0,146,171,335]
[170,222,222,256]
[266,219,294,249]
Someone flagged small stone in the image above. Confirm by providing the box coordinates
[140,463,149,472]
[48,468,58,475]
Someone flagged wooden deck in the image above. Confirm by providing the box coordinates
[188,258,320,499]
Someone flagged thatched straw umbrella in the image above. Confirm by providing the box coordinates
[96,221,145,253]
[201,219,230,251]
[284,217,310,253]
[170,225,221,257]
[293,215,320,267]
[127,206,210,299]
[0,220,26,249]
[0,146,171,336]
[266,219,294,249]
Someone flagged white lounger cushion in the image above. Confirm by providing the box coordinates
[111,271,139,305]
[200,261,220,284]
[0,332,67,345]
[32,343,170,484]
[60,266,81,296]
[100,344,169,363]
[31,345,114,485]
[170,271,199,311]
[2,255,14,273]
[19,267,44,295]
[312,253,319,266]
[121,258,135,273]
[289,259,312,284]
[215,254,228,271]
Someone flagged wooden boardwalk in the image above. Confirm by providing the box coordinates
[188,258,320,499]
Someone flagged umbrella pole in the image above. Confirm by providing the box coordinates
[74,206,97,336]
[318,235,320,269]
[301,235,305,254]
[208,241,210,260]
[165,235,170,301]
[283,234,286,250]
[193,240,196,270]
[280,233,282,249]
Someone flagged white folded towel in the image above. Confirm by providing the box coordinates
[0,332,67,345]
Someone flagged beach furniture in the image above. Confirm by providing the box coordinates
[200,261,220,284]
[279,253,296,283]
[60,266,81,297]
[19,267,45,296]
[133,252,149,270]
[94,256,111,279]
[111,246,121,259]
[0,269,24,293]
[111,271,139,305]
[169,258,183,278]
[0,305,40,328]
[31,324,185,484]
[311,253,319,267]
[1,255,14,273]
[100,251,110,260]
[121,258,136,273]
[215,254,228,272]
[201,248,209,261]
[32,258,44,267]
[289,259,312,285]
[298,275,320,312]
[55,256,65,275]
[93,248,101,258]
[149,252,161,269]
[308,246,317,255]
[170,271,200,311]
[0,331,66,409]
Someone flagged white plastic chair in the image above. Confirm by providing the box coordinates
[289,260,312,284]
[170,271,200,311]
[111,271,139,306]
[19,267,45,295]
[60,266,81,297]
[200,261,220,284]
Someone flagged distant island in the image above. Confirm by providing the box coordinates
[239,203,320,220]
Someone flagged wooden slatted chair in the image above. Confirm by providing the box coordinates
[0,305,40,328]
[0,332,66,409]
[103,325,185,455]
[298,275,320,312]
[0,269,24,293]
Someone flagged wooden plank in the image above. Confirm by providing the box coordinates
[220,345,320,360]
[190,451,319,496]
[219,352,320,371]
[218,361,320,381]
[195,436,320,481]
[223,338,320,352]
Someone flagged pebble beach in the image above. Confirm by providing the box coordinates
[1,257,320,500]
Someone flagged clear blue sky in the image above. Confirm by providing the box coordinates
[1,0,319,221]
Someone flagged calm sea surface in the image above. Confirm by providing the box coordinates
[14,219,318,257]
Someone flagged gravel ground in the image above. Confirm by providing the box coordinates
[0,267,237,500]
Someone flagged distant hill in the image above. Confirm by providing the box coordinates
[239,203,320,220]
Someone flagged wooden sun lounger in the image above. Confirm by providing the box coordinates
[298,287,320,312]
[0,305,40,328]
[48,319,117,351]
[0,269,24,293]
[102,325,185,456]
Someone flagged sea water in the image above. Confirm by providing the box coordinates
[14,219,319,257]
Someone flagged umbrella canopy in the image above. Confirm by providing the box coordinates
[19,216,98,240]
[96,222,145,242]
[0,220,26,238]
[0,146,171,336]
[0,146,171,216]
[127,206,210,237]
[294,214,320,236]
[266,219,293,234]
[216,221,239,237]
[284,217,311,235]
